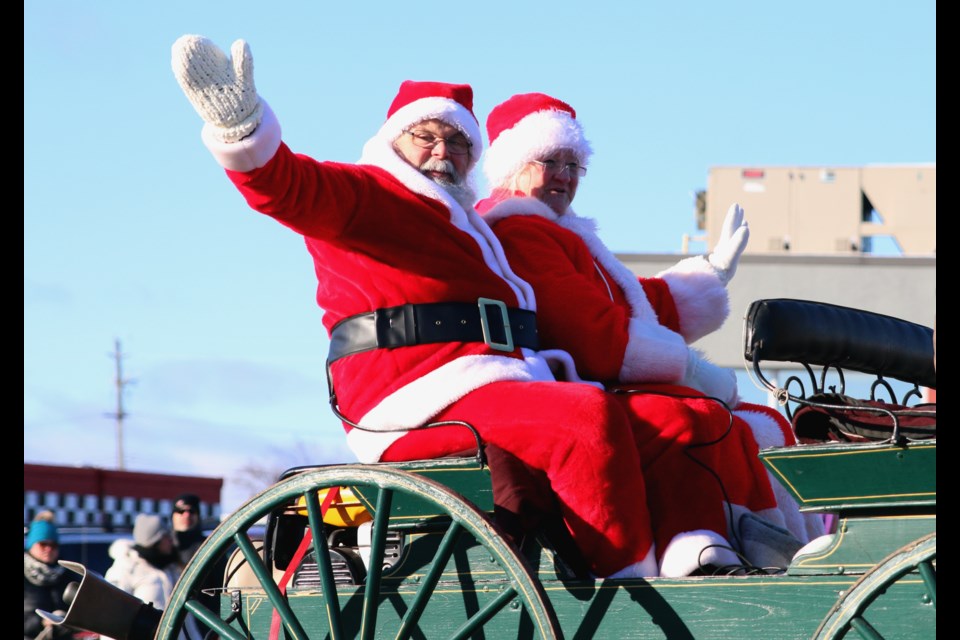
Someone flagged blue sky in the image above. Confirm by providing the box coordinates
[24,2,936,513]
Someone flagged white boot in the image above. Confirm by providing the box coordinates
[659,530,741,577]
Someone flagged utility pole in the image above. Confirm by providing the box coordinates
[108,339,131,470]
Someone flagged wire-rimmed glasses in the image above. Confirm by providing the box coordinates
[402,130,472,155]
[530,159,587,177]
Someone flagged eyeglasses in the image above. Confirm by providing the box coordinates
[530,159,587,177]
[173,507,199,515]
[402,130,472,155]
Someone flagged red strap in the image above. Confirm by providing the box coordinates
[268,486,342,640]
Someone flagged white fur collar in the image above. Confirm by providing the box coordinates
[482,195,558,225]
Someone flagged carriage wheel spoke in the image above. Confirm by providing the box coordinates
[304,487,345,640]
[183,598,248,640]
[233,532,309,639]
[448,586,519,640]
[360,486,394,640]
[394,521,466,640]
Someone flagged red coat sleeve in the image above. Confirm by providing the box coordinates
[639,277,681,333]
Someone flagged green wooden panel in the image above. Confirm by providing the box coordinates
[789,514,936,575]
[196,455,938,639]
[549,575,933,639]
[205,459,936,639]
[218,526,937,638]
[220,572,935,639]
[759,442,936,510]
[233,584,541,638]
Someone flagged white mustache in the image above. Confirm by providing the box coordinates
[418,157,475,209]
[420,158,461,184]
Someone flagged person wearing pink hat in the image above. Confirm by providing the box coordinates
[170,36,669,578]
[477,93,825,575]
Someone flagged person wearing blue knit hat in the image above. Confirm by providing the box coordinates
[23,512,75,639]
[24,518,59,551]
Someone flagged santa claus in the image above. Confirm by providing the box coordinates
[477,92,825,573]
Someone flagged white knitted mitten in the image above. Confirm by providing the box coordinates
[681,350,739,408]
[707,203,750,285]
[171,35,264,143]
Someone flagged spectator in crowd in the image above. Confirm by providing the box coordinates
[104,514,181,611]
[171,493,205,567]
[24,511,75,640]
[171,493,218,638]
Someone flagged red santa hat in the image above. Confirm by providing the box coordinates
[483,92,593,188]
[375,80,483,167]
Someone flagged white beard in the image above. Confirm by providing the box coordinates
[420,158,477,210]
[441,180,477,211]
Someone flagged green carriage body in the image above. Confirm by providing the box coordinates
[46,298,935,639]
[162,439,934,640]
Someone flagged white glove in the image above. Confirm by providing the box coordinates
[171,35,264,143]
[707,203,749,285]
[681,350,740,408]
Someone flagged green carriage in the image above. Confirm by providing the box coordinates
[47,298,936,639]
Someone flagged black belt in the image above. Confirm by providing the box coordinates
[327,299,539,364]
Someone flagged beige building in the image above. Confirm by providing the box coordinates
[699,164,936,256]
[620,162,936,373]
[617,253,935,370]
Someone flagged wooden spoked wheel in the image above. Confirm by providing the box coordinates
[155,464,562,639]
[813,532,936,639]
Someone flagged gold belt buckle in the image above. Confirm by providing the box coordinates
[477,297,514,352]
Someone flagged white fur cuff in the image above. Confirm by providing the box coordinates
[202,101,282,172]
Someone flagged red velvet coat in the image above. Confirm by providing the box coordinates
[207,106,565,462]
[194,105,670,577]
[477,192,729,387]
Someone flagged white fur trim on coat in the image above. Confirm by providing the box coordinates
[552,211,696,383]
[346,352,549,462]
[345,348,607,461]
[655,256,729,343]
[485,197,691,384]
[537,348,606,389]
[202,100,283,172]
